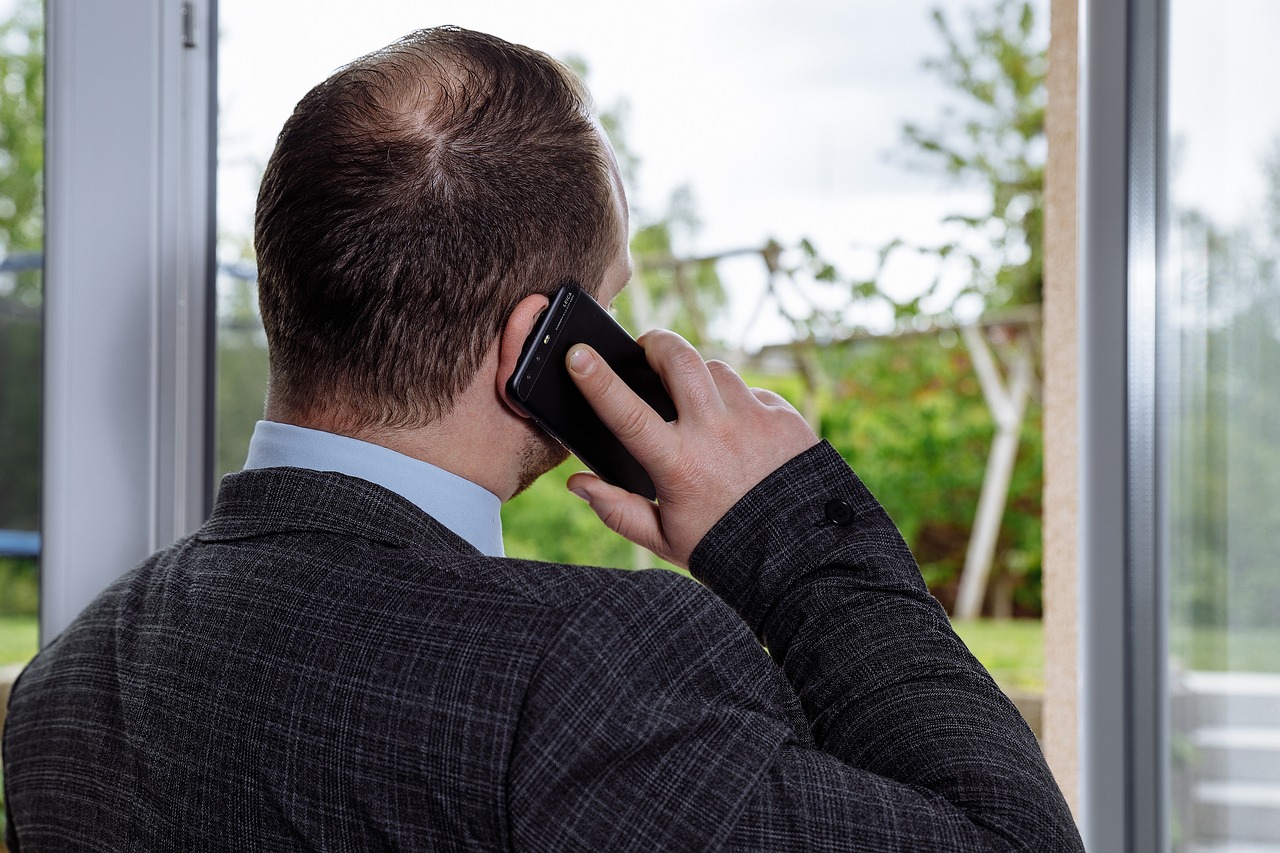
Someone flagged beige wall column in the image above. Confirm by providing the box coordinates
[1042,0,1080,820]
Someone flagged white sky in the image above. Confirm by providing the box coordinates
[217,0,988,225]
[1168,0,1280,235]
[217,0,1000,345]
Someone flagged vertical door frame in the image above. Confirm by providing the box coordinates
[41,0,217,639]
[1078,0,1167,848]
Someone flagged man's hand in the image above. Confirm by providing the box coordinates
[565,330,819,569]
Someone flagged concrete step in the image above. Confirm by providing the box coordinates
[1178,675,1280,846]
[1177,672,1280,730]
[1193,783,1280,844]
[1192,728,1280,784]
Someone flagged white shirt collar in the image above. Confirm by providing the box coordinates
[242,420,504,557]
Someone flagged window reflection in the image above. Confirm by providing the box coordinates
[1166,2,1280,849]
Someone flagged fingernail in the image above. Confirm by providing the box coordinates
[567,345,595,375]
[569,487,592,504]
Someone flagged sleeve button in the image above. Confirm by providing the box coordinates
[824,498,854,526]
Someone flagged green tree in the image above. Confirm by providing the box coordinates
[0,0,42,260]
[214,265,269,484]
[0,0,43,547]
[624,186,726,349]
[1167,146,1280,636]
[755,2,1050,615]
[810,334,1043,615]
[892,0,1046,314]
[782,0,1047,328]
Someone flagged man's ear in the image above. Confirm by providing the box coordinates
[496,292,552,415]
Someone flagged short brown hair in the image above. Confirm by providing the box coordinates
[254,27,621,430]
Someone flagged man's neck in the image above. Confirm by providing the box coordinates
[265,403,524,503]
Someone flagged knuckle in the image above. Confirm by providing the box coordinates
[706,359,733,374]
[642,328,680,347]
[611,401,653,443]
[644,329,695,366]
[599,502,629,534]
[669,344,706,374]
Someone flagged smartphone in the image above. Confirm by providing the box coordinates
[506,281,678,500]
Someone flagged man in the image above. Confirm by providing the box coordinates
[3,26,1082,851]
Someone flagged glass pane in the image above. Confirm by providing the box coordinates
[0,0,43,668]
[1166,2,1280,849]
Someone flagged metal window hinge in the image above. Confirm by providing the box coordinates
[181,2,197,49]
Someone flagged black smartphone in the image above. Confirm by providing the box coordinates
[506,281,678,500]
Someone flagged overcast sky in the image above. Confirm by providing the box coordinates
[1168,0,1280,234]
[218,0,990,232]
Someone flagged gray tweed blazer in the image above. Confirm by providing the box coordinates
[3,442,1082,851]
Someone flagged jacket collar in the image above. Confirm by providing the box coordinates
[197,466,480,556]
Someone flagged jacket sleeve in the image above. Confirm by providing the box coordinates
[506,442,1083,852]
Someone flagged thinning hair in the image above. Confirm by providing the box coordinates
[255,26,621,430]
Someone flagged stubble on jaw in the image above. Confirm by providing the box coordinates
[512,428,570,498]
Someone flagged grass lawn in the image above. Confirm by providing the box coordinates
[0,615,38,668]
[1170,625,1280,673]
[951,618,1044,694]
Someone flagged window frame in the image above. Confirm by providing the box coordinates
[1078,0,1168,848]
[41,0,217,640]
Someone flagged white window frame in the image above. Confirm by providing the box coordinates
[41,0,217,640]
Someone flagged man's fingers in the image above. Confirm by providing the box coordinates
[751,386,799,411]
[637,331,723,420]
[567,344,667,457]
[567,332,819,569]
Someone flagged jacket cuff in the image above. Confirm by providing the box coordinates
[688,440,924,644]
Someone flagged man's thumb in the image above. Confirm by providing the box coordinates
[566,471,673,565]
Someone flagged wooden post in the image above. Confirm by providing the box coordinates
[954,325,1034,620]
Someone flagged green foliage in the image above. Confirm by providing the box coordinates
[0,613,36,664]
[737,0,1048,386]
[743,2,1052,614]
[0,558,37,616]
[797,333,1043,615]
[0,292,39,532]
[0,610,34,844]
[0,0,43,545]
[1167,208,1280,635]
[896,0,1046,312]
[502,329,1047,618]
[585,66,725,345]
[214,273,269,482]
[625,188,727,347]
[786,0,1047,332]
[509,41,1049,616]
[0,0,42,259]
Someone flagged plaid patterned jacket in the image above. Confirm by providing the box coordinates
[3,442,1081,851]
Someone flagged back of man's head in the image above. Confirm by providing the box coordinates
[255,26,621,432]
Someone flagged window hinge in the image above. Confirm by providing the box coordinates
[181,2,197,49]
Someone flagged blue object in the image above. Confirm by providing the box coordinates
[0,529,40,558]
